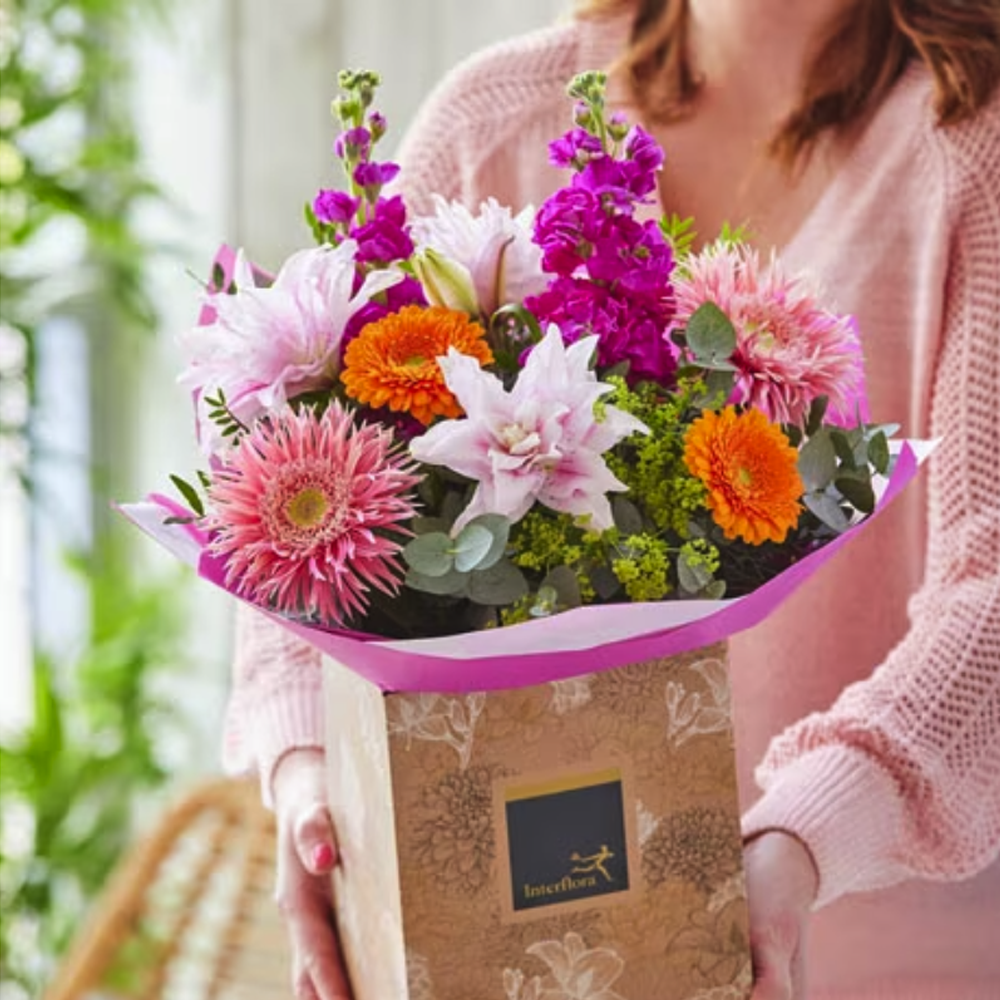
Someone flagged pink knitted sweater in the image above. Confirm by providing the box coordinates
[226,14,1000,997]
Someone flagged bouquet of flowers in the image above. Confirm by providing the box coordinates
[121,69,927,997]
[124,69,917,686]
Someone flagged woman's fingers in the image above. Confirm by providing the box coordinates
[744,831,818,1000]
[293,796,340,875]
[272,748,353,1000]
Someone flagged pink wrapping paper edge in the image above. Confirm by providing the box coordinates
[119,442,925,693]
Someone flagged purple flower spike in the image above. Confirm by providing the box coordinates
[335,126,372,159]
[313,188,361,225]
[354,160,400,189]
[549,127,604,169]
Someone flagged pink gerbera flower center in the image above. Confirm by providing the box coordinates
[263,469,349,545]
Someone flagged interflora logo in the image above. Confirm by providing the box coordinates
[523,844,617,900]
[503,767,630,913]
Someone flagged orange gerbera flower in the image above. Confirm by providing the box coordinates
[341,305,493,425]
[683,406,804,545]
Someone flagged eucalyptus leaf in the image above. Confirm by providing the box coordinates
[411,517,449,536]
[703,579,728,600]
[804,492,851,533]
[677,553,712,594]
[797,431,837,492]
[453,523,494,572]
[696,368,737,408]
[612,497,645,537]
[805,396,829,437]
[834,474,875,514]
[403,532,454,577]
[463,514,510,571]
[405,567,468,597]
[831,429,860,470]
[589,564,622,600]
[467,560,529,606]
[530,585,559,617]
[540,565,582,609]
[866,430,891,475]
[686,302,737,363]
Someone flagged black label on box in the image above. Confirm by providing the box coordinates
[504,768,629,912]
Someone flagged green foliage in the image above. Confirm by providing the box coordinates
[0,0,165,456]
[404,514,521,604]
[604,378,708,536]
[0,553,190,996]
[659,213,698,259]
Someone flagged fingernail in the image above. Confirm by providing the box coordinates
[312,843,335,870]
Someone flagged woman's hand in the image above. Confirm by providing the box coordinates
[272,748,352,1000]
[744,831,819,1000]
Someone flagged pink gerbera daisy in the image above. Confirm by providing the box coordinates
[205,403,421,626]
[671,243,866,426]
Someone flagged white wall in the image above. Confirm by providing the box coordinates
[129,0,569,770]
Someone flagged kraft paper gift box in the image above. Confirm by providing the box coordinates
[323,643,750,1000]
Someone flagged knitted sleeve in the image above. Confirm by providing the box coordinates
[222,604,325,807]
[742,102,1000,908]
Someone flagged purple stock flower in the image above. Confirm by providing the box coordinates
[548,127,604,168]
[335,126,372,159]
[533,187,605,275]
[352,194,414,264]
[353,160,401,190]
[528,274,677,385]
[625,125,664,174]
[313,188,361,225]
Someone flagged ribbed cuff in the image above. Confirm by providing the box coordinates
[741,745,912,909]
[250,678,326,809]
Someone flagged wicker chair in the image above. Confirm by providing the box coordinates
[43,776,295,1000]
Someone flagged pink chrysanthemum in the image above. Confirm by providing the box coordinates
[205,403,421,626]
[671,243,866,426]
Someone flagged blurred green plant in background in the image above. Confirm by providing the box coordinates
[0,0,195,994]
[0,552,191,994]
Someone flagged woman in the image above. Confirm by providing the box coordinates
[226,1,1000,997]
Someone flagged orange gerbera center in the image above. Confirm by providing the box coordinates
[341,305,493,425]
[683,405,803,545]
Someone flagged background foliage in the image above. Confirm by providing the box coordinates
[0,0,189,994]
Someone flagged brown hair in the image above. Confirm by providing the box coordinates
[575,0,1000,165]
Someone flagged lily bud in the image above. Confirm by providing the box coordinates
[412,247,479,316]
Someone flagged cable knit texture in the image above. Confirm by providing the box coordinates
[225,14,1000,994]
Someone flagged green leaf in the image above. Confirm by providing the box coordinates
[589,564,621,600]
[467,560,529,606]
[804,492,850,533]
[797,431,837,492]
[462,514,510,571]
[411,517,449,536]
[686,302,737,364]
[693,368,736,408]
[453,523,494,573]
[530,585,560,617]
[677,552,712,594]
[830,429,860,470]
[168,475,204,517]
[805,396,829,437]
[834,474,875,514]
[540,565,582,610]
[612,497,644,537]
[405,567,468,596]
[866,430,891,475]
[403,532,454,577]
[703,579,728,600]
